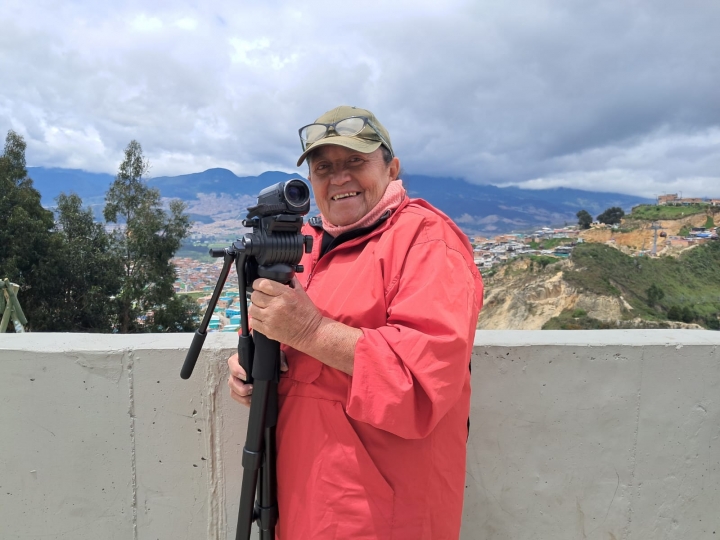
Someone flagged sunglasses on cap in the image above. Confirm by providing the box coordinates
[298,116,394,156]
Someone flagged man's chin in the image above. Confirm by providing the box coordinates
[327,211,363,228]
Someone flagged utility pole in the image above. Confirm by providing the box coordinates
[0,278,27,332]
[650,221,665,256]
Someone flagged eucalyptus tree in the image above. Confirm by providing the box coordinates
[35,193,124,331]
[104,140,197,332]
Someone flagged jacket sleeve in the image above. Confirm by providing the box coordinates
[345,239,482,439]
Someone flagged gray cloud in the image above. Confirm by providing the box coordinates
[1,0,719,197]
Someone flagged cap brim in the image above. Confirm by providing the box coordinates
[296,137,382,167]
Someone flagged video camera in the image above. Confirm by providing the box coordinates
[179,179,313,540]
[180,178,313,377]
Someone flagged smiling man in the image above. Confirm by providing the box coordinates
[227,105,484,539]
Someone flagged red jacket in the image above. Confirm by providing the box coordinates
[276,197,483,539]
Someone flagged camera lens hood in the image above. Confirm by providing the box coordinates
[283,179,310,208]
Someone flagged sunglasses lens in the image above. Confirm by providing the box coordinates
[335,117,366,136]
[301,124,328,144]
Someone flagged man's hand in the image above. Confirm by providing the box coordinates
[248,277,323,351]
[244,276,361,378]
[227,351,288,408]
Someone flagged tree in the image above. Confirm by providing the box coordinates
[646,283,665,307]
[704,314,720,330]
[596,206,625,225]
[29,194,124,331]
[576,209,593,229]
[104,140,197,332]
[0,131,55,330]
[146,294,201,332]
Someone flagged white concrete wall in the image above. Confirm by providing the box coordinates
[1,331,718,540]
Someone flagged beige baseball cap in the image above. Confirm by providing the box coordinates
[296,105,394,167]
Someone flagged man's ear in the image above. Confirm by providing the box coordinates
[389,157,401,180]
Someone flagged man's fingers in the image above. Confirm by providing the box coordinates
[229,389,252,408]
[291,276,303,291]
[227,353,254,408]
[227,353,247,380]
[228,375,253,395]
[228,375,253,408]
[280,350,289,372]
[249,290,272,309]
[252,278,287,296]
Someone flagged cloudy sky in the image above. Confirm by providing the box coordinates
[1,0,719,197]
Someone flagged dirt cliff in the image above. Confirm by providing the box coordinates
[479,259,615,329]
[477,258,702,330]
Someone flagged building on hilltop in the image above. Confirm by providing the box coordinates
[657,194,709,206]
[657,194,678,205]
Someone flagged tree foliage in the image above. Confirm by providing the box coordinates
[576,209,593,229]
[29,194,124,331]
[646,283,665,307]
[668,305,696,323]
[0,131,55,330]
[596,206,625,225]
[104,140,197,332]
[565,242,720,329]
[1,132,198,333]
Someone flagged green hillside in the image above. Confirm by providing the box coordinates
[629,203,711,220]
[545,242,720,329]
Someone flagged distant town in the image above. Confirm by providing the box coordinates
[172,193,720,332]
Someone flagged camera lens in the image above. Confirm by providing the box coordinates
[287,185,302,203]
[284,180,309,207]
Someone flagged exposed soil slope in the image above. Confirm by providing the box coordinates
[478,255,706,330]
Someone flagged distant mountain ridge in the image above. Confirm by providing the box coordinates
[27,166,652,234]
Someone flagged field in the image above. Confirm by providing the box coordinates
[528,238,574,250]
[178,291,207,302]
[630,203,710,220]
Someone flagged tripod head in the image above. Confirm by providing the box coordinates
[180,179,313,380]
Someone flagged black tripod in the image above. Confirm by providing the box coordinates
[180,180,313,540]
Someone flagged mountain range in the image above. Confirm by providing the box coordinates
[27,166,652,235]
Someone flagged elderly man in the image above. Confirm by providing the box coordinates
[228,105,483,539]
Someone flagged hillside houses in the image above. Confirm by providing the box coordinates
[472,226,580,271]
[171,257,245,332]
[172,257,239,294]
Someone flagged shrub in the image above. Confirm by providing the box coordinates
[667,305,682,321]
[646,284,665,306]
[597,207,625,225]
[704,315,720,330]
[529,255,557,269]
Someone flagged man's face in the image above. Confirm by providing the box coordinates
[308,145,399,227]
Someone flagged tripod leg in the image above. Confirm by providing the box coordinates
[236,332,280,540]
[258,381,278,540]
[236,378,270,540]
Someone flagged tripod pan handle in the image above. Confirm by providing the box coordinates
[181,330,207,379]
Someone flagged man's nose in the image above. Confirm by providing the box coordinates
[329,166,352,185]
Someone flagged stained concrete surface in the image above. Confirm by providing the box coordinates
[1,331,718,539]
